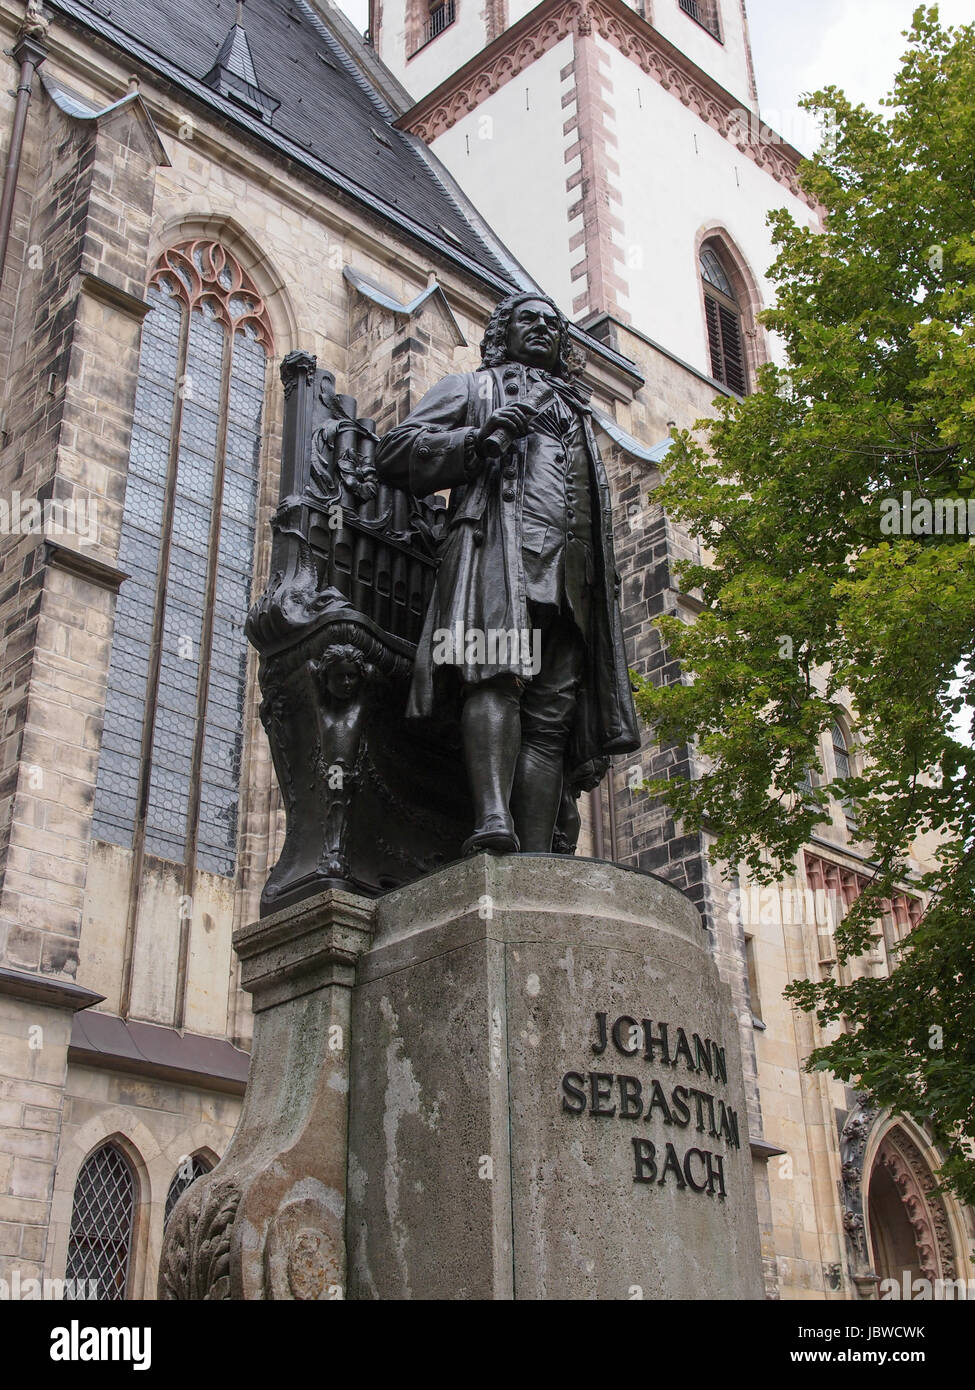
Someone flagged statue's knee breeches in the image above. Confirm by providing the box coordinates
[518,609,585,761]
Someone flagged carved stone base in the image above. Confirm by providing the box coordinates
[346,855,765,1300]
[158,889,374,1300]
[160,856,765,1300]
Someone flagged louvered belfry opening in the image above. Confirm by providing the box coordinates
[64,1143,136,1300]
[701,244,747,396]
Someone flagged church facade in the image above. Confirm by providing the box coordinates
[0,0,969,1301]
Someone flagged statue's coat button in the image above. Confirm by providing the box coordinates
[503,488,515,502]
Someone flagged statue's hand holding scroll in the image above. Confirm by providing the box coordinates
[477,381,555,465]
[476,402,539,463]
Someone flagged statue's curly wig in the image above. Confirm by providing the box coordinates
[479,292,586,380]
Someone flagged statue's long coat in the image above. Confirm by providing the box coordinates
[375,363,640,769]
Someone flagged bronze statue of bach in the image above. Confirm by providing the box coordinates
[375,291,640,855]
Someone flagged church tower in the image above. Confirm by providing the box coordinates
[371,0,816,382]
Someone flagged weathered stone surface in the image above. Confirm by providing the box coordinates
[347,853,764,1300]
[158,888,373,1300]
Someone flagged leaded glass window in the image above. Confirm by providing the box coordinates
[164,1153,212,1228]
[92,241,273,878]
[64,1143,136,1301]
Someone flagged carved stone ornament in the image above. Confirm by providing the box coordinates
[838,1095,878,1275]
[149,240,273,346]
[19,0,50,43]
[158,1178,240,1300]
[876,1129,957,1282]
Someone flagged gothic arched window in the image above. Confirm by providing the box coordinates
[831,720,857,831]
[92,241,273,878]
[164,1153,212,1228]
[700,243,747,395]
[64,1142,136,1300]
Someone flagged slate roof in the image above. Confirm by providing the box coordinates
[46,0,523,291]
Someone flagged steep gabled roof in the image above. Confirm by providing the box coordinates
[46,0,527,292]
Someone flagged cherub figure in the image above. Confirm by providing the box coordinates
[309,643,371,878]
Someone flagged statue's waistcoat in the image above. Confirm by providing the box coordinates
[520,372,594,639]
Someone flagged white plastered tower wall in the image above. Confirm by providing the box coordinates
[391,0,818,382]
[425,27,816,354]
[589,34,815,358]
[428,37,578,315]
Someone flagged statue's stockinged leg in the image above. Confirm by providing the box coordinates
[510,610,584,852]
[509,741,563,851]
[461,680,522,854]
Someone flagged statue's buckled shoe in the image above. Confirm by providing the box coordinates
[462,818,520,856]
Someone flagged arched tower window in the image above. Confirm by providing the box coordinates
[64,1142,136,1300]
[700,243,747,395]
[679,0,722,43]
[164,1153,212,1227]
[831,719,857,832]
[92,240,273,877]
[408,0,457,55]
[831,721,851,781]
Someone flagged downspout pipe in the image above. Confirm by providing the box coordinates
[0,28,48,292]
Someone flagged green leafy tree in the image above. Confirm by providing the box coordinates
[635,6,975,1202]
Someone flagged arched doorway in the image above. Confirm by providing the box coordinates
[866,1128,959,1293]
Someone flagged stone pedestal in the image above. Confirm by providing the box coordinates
[160,854,764,1300]
[347,855,764,1300]
[158,889,373,1300]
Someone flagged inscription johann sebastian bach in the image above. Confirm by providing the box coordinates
[560,1014,741,1195]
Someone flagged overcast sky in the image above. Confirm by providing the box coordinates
[335,0,972,152]
[746,0,973,153]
